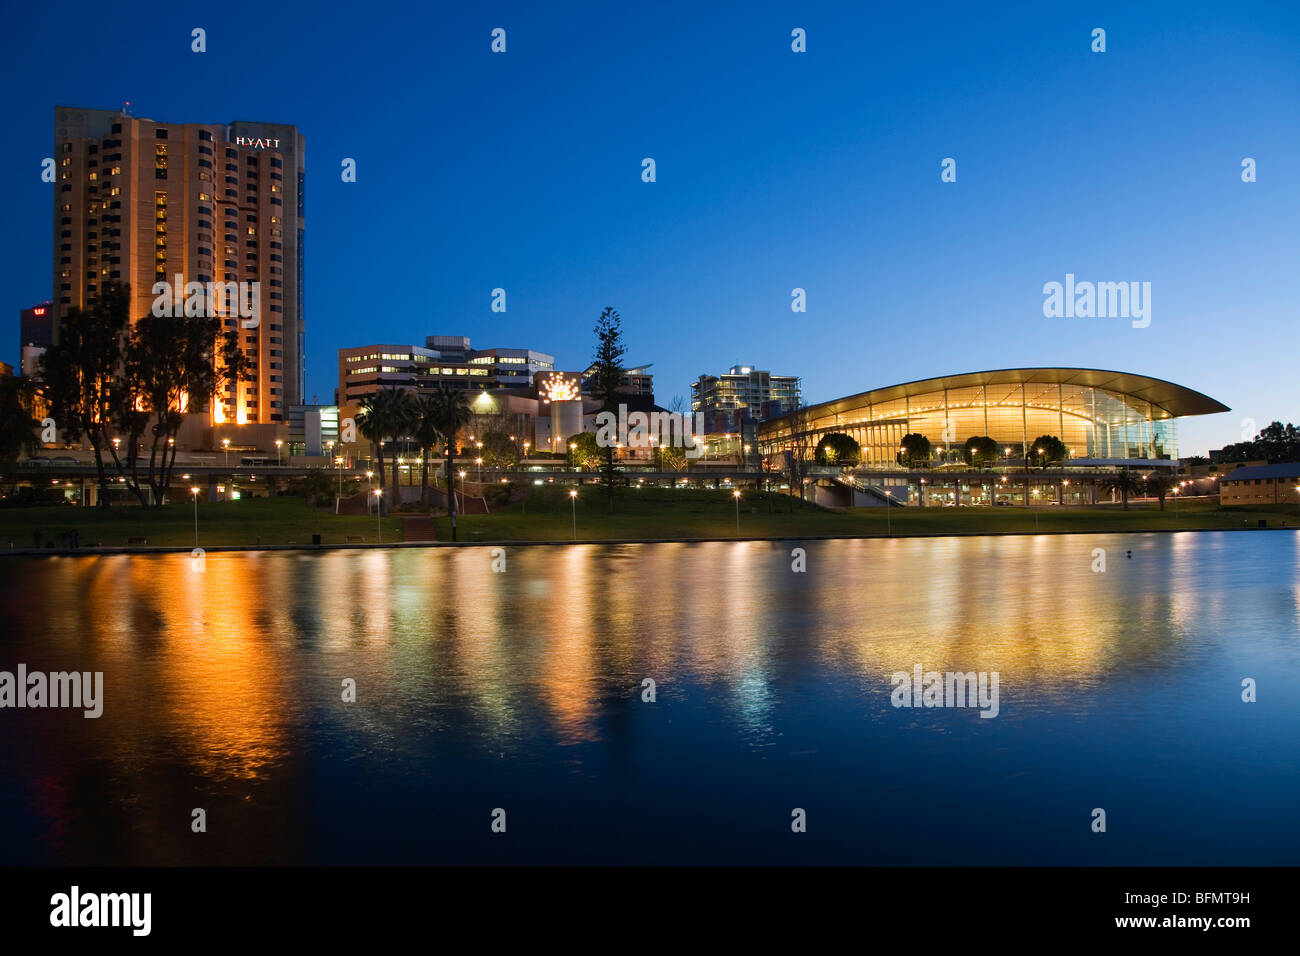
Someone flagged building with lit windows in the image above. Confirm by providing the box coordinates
[1218,463,1300,506]
[692,366,801,434]
[53,106,305,424]
[758,368,1228,467]
[336,335,554,404]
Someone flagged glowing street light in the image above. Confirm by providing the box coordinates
[733,489,742,534]
[275,439,283,466]
[222,437,230,468]
[373,488,383,542]
[475,456,483,483]
[190,486,201,546]
[569,488,578,540]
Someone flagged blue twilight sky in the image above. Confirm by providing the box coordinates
[2,1,1297,455]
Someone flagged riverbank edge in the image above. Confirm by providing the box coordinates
[0,522,1291,557]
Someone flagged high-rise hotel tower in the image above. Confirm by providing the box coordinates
[53,106,305,424]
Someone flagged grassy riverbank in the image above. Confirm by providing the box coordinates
[0,496,401,548]
[0,487,1295,551]
[434,486,1297,542]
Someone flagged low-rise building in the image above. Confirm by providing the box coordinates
[1218,463,1300,506]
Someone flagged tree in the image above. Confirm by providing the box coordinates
[1098,468,1142,510]
[898,433,931,468]
[0,377,39,468]
[962,435,999,468]
[815,432,860,466]
[1219,421,1300,464]
[1029,435,1068,468]
[412,393,441,507]
[1143,472,1177,510]
[570,431,603,470]
[480,429,519,469]
[39,283,131,507]
[357,390,403,514]
[590,307,627,513]
[115,307,247,507]
[429,387,472,539]
[386,390,416,501]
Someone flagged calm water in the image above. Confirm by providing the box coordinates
[1,532,1297,865]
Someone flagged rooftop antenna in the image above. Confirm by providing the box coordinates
[122,100,132,116]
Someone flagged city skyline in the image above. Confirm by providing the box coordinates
[3,2,1298,455]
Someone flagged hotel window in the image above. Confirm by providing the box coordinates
[156,129,168,139]
[61,156,70,166]
[200,130,212,142]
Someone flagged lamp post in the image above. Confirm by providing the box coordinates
[569,488,578,540]
[733,489,741,535]
[366,471,374,513]
[275,439,283,466]
[190,486,200,546]
[222,438,230,468]
[569,442,577,472]
[458,470,467,517]
[475,456,483,484]
[336,456,343,499]
[374,488,382,542]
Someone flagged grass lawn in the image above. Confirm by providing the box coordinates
[0,496,402,549]
[433,485,1300,542]
[1,487,1295,550]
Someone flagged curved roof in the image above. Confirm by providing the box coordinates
[766,368,1229,425]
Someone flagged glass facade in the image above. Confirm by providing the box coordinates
[760,373,1193,466]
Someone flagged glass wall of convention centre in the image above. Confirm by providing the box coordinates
[760,378,1180,466]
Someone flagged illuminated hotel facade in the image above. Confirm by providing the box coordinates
[758,368,1229,466]
[53,106,305,425]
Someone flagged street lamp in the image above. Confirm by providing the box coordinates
[365,471,374,513]
[733,489,741,534]
[275,439,283,466]
[190,486,200,546]
[475,456,483,483]
[569,442,577,471]
[335,456,344,498]
[374,488,383,542]
[222,438,230,468]
[569,488,578,540]
[458,470,467,515]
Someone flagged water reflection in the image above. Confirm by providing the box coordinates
[1,531,1298,864]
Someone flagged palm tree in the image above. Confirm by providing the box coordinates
[429,387,472,539]
[388,390,416,505]
[1098,467,1142,511]
[357,388,407,515]
[413,393,441,507]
